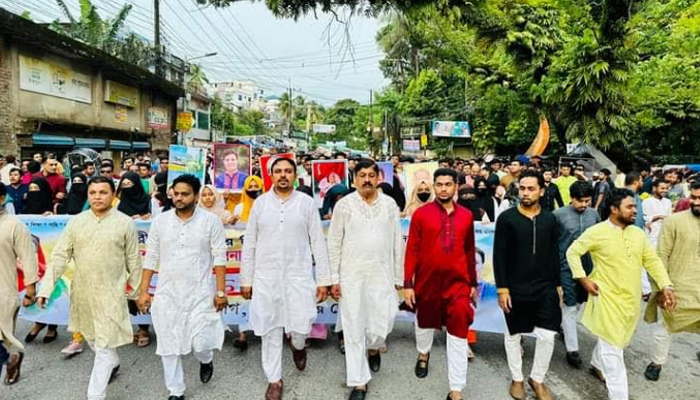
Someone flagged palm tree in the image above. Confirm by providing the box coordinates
[187,63,209,94]
[279,92,293,126]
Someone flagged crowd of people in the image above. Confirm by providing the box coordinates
[0,148,699,400]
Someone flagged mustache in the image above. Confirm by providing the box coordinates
[362,183,372,187]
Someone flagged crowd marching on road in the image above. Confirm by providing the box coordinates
[0,148,699,400]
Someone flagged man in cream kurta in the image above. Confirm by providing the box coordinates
[241,157,331,400]
[328,160,404,399]
[140,174,228,399]
[642,183,700,381]
[566,188,675,400]
[0,184,38,384]
[38,177,142,400]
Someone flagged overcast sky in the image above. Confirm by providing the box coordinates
[4,0,388,105]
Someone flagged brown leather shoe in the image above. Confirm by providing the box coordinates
[292,346,307,371]
[265,380,283,400]
[528,378,553,400]
[509,380,525,400]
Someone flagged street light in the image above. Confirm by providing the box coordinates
[187,52,218,62]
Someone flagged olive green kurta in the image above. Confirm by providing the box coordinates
[0,210,39,352]
[38,209,142,349]
[645,210,700,333]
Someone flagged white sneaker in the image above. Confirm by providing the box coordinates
[61,340,84,356]
[468,348,475,360]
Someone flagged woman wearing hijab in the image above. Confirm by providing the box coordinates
[229,175,264,351]
[321,184,349,220]
[57,174,88,215]
[116,172,152,347]
[117,172,151,219]
[23,178,54,216]
[151,172,172,219]
[473,176,496,222]
[377,182,404,211]
[233,175,263,224]
[23,177,59,344]
[198,184,233,224]
[402,180,433,218]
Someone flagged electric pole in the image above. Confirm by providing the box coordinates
[369,89,373,153]
[154,0,163,77]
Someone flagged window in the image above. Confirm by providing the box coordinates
[197,111,210,130]
[238,95,242,101]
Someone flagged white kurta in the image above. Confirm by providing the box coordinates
[144,208,228,357]
[327,192,404,344]
[642,197,672,246]
[241,190,331,336]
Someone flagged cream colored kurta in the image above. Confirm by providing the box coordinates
[38,209,142,349]
[0,210,39,351]
[644,210,700,333]
[327,192,404,344]
[566,220,673,348]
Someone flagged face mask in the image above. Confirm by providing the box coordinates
[417,192,431,202]
[246,190,260,199]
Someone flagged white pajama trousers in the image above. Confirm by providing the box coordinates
[561,305,581,352]
[87,345,119,400]
[161,350,214,396]
[415,323,468,392]
[504,328,556,383]
[591,338,628,400]
[345,333,385,387]
[651,322,672,365]
[261,327,307,383]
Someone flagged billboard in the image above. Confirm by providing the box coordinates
[313,124,336,134]
[18,54,92,104]
[431,121,471,138]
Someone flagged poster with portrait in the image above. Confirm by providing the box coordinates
[311,160,349,206]
[403,161,438,200]
[377,161,394,187]
[167,145,206,187]
[260,153,295,192]
[214,144,251,191]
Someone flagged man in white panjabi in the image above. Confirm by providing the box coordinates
[0,182,39,385]
[241,157,330,400]
[137,174,228,400]
[328,159,404,400]
[37,176,142,400]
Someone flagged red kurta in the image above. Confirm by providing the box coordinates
[404,201,477,338]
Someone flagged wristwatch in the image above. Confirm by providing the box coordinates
[216,291,226,298]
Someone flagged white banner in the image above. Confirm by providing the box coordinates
[313,124,336,134]
[19,54,92,104]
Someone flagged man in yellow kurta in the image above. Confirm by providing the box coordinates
[642,181,700,381]
[0,183,39,385]
[566,188,676,400]
[37,176,142,400]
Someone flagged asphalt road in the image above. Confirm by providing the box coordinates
[2,316,698,400]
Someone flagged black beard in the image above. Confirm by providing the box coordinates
[692,207,700,217]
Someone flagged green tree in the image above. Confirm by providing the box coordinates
[48,0,155,69]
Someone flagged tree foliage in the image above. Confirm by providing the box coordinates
[197,0,700,158]
[44,0,156,69]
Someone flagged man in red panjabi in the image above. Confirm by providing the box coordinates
[404,168,478,400]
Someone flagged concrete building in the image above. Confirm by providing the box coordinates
[0,9,184,160]
[211,80,267,112]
